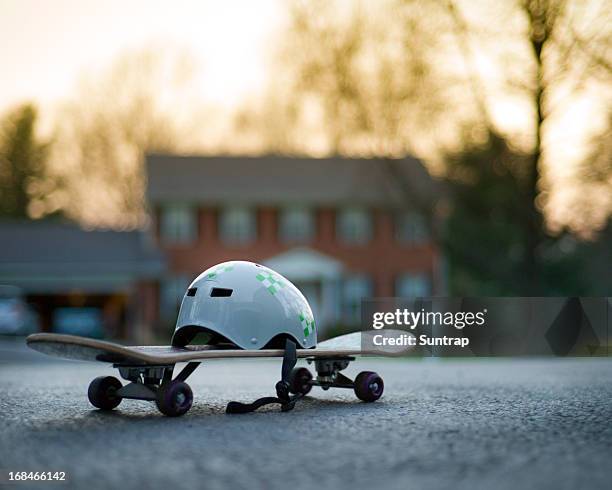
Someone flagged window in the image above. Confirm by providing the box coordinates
[219,206,256,244]
[396,212,428,244]
[396,274,430,298]
[160,204,197,244]
[337,208,372,244]
[279,207,314,242]
[160,275,190,320]
[343,275,372,324]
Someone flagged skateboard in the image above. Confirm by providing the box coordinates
[26,330,410,416]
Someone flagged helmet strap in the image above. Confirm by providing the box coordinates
[226,339,304,414]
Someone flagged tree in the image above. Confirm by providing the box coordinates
[509,0,610,291]
[50,47,201,228]
[0,104,50,219]
[236,0,462,158]
[442,130,588,295]
[440,0,612,294]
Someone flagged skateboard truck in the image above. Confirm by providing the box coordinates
[226,339,304,414]
[306,357,355,390]
[115,362,200,389]
[100,362,201,416]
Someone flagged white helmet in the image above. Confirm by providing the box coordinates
[172,261,317,350]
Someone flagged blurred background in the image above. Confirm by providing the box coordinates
[0,0,610,342]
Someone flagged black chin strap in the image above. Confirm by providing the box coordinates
[226,339,303,414]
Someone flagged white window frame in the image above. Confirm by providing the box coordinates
[395,273,431,298]
[396,211,428,244]
[279,206,315,243]
[337,207,372,244]
[160,204,197,245]
[219,206,256,245]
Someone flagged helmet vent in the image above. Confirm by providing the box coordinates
[186,288,197,297]
[210,287,233,297]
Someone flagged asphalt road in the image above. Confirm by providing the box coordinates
[1,337,611,490]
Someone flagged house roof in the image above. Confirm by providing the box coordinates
[0,221,165,293]
[146,154,438,207]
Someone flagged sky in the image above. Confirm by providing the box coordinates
[0,0,282,113]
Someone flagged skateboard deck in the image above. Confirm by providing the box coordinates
[26,330,410,365]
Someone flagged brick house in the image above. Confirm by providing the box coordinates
[147,154,446,335]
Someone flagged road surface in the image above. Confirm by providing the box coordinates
[1,337,611,490]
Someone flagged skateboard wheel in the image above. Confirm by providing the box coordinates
[354,371,384,402]
[156,380,193,417]
[88,376,122,410]
[288,367,313,395]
